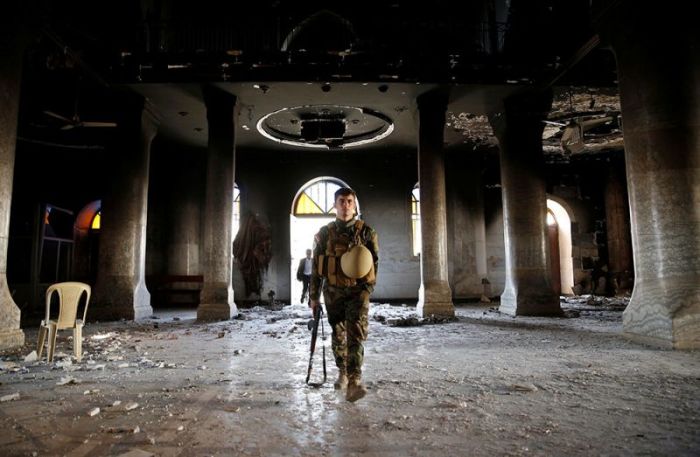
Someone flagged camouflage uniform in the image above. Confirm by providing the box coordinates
[310,218,379,383]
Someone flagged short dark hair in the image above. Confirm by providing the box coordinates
[334,187,356,201]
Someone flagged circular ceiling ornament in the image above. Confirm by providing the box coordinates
[256,104,394,149]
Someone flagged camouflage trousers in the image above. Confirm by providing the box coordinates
[323,285,370,382]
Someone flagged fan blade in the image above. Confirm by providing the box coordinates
[81,121,117,128]
[543,120,567,127]
[43,110,73,123]
[60,124,77,131]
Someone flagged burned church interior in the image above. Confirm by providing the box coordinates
[0,1,698,455]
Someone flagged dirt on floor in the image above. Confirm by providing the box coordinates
[1,296,699,457]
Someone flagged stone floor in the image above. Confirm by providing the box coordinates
[1,298,699,456]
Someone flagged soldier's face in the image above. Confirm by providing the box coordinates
[334,194,356,221]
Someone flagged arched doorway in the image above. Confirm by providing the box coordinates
[289,177,358,305]
[411,183,421,257]
[547,209,561,294]
[546,198,574,295]
[73,200,101,283]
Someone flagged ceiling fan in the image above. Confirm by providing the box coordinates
[42,76,117,130]
[42,109,117,130]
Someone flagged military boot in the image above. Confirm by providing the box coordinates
[345,379,367,402]
[334,371,348,390]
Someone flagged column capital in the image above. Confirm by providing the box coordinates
[416,88,449,113]
[202,85,237,122]
[489,89,552,148]
[597,2,692,52]
[108,91,160,142]
[141,103,161,141]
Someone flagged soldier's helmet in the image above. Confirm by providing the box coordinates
[340,245,373,278]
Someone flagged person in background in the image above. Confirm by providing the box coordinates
[297,249,313,303]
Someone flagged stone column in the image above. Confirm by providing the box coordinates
[416,91,455,318]
[605,7,700,348]
[0,27,26,349]
[604,161,633,294]
[490,92,561,316]
[197,86,237,321]
[91,99,158,321]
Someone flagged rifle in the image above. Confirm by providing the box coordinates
[305,304,327,387]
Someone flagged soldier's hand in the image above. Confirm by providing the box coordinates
[360,289,371,304]
[309,299,319,312]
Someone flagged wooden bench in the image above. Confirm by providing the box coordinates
[146,275,203,307]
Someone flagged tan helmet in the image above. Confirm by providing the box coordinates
[340,245,373,279]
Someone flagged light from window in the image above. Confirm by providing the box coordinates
[294,179,341,215]
[91,211,101,230]
[233,184,241,236]
[412,185,421,256]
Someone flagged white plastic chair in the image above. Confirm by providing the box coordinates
[37,282,91,363]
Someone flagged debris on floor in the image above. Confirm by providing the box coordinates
[0,300,697,457]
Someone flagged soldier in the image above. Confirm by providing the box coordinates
[296,249,313,303]
[309,187,379,402]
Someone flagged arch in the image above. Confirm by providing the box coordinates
[73,200,102,282]
[291,176,360,216]
[281,10,358,53]
[75,200,101,232]
[547,198,574,295]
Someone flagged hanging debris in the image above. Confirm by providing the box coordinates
[233,212,273,296]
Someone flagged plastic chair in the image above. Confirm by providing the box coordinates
[37,282,91,363]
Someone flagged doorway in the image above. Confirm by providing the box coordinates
[289,177,358,304]
[546,198,574,295]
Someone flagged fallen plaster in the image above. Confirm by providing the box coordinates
[0,297,698,456]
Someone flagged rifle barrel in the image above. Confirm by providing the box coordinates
[306,306,324,386]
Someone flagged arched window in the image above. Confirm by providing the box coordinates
[411,183,421,256]
[91,210,101,230]
[293,178,354,216]
[233,183,241,236]
[281,10,358,53]
[74,201,100,233]
[74,200,101,282]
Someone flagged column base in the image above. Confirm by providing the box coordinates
[499,285,562,316]
[0,328,25,351]
[0,277,25,350]
[91,276,152,321]
[417,281,455,318]
[197,282,236,321]
[197,302,237,321]
[623,276,700,349]
[418,301,455,318]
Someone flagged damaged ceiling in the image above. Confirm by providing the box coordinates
[15,0,622,157]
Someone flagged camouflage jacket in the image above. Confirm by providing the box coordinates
[309,218,379,300]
